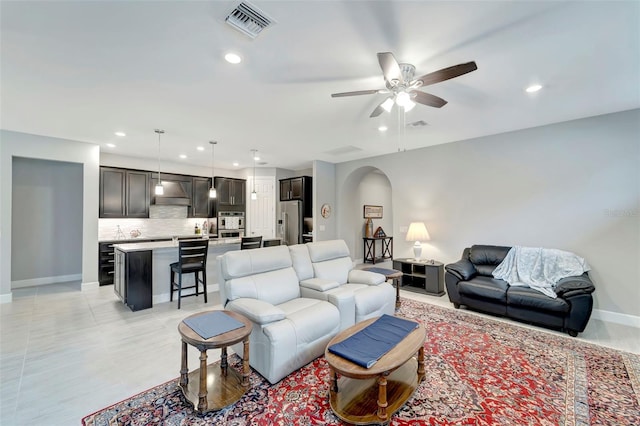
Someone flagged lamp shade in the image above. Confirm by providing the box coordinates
[406,222,430,242]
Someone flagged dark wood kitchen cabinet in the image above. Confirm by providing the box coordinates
[214,177,245,210]
[114,248,152,311]
[190,177,213,218]
[99,167,150,218]
[280,176,312,217]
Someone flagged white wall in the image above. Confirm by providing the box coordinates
[1,130,100,302]
[336,110,640,318]
[11,158,83,286]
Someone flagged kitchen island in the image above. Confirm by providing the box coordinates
[113,237,240,311]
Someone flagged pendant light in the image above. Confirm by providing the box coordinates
[154,129,165,195]
[250,149,258,200]
[209,141,217,198]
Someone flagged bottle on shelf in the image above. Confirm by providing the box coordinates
[195,224,200,235]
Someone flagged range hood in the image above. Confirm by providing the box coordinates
[153,181,191,206]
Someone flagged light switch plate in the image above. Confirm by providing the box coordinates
[319,225,326,231]
[400,226,408,233]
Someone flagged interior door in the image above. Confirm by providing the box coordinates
[247,177,276,239]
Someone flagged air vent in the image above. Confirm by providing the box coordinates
[225,2,274,39]
[407,120,428,128]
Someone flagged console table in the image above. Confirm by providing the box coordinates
[363,236,393,264]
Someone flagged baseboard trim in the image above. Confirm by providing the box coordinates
[11,274,82,289]
[0,293,13,304]
[592,308,640,329]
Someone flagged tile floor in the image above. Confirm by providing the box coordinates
[1,275,638,425]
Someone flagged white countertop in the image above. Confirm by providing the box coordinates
[114,237,240,252]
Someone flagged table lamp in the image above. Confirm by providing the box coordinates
[406,222,430,260]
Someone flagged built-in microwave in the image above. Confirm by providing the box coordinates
[218,211,245,230]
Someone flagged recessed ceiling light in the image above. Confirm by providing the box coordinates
[196,146,205,151]
[179,154,187,159]
[378,125,388,132]
[225,53,242,64]
[114,132,126,137]
[525,84,543,93]
[106,143,116,148]
[233,162,239,167]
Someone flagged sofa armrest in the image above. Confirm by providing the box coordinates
[300,278,341,292]
[555,273,595,297]
[227,298,286,325]
[348,269,386,285]
[445,259,477,281]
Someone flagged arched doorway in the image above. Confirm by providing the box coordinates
[338,166,392,261]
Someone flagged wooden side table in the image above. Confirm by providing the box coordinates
[177,310,253,413]
[363,236,393,264]
[363,267,403,309]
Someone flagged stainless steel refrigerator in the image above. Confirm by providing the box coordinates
[280,200,303,245]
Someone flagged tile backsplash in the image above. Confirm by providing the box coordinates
[99,206,213,240]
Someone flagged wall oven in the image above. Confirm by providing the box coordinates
[218,229,245,238]
[217,211,245,239]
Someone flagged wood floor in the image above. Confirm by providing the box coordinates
[1,277,638,425]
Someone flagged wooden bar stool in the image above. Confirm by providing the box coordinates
[170,239,209,309]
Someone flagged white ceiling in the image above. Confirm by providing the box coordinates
[2,1,639,171]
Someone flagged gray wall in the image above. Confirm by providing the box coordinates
[313,160,336,241]
[336,109,640,319]
[11,158,83,284]
[1,130,100,302]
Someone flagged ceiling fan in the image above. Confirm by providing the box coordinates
[331,52,477,118]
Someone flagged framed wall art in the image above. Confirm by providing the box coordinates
[363,205,383,219]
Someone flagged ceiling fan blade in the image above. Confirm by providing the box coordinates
[377,52,403,85]
[411,90,448,108]
[416,61,478,87]
[331,89,380,98]
[370,105,385,118]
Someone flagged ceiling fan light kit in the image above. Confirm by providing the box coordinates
[332,52,477,118]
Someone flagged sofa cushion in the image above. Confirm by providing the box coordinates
[225,267,300,306]
[458,276,509,303]
[267,298,341,345]
[221,245,292,279]
[289,244,314,281]
[313,257,353,285]
[507,286,570,313]
[300,278,340,292]
[445,259,477,280]
[469,245,511,276]
[306,240,351,262]
[227,298,286,325]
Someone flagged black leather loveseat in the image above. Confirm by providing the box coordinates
[445,245,595,336]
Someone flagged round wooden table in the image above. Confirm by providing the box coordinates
[325,316,425,425]
[178,310,252,413]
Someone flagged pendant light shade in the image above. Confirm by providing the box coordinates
[154,129,165,195]
[209,141,217,198]
[251,149,258,201]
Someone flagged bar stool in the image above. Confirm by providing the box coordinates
[170,239,209,309]
[262,239,282,247]
[240,236,262,250]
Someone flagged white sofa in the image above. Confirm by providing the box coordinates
[290,240,396,330]
[218,245,341,384]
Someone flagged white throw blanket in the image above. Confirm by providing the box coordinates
[492,246,590,298]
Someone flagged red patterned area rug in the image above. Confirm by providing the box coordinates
[82,299,640,425]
